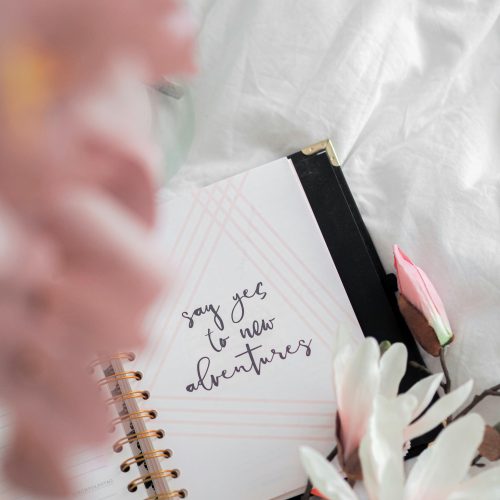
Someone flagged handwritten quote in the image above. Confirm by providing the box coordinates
[181,281,313,393]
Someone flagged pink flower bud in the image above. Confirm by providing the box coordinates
[393,245,453,349]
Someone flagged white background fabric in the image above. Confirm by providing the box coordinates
[164,0,500,426]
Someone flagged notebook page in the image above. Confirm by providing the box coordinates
[138,157,364,499]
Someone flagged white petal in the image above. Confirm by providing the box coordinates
[379,343,407,398]
[300,447,358,500]
[333,344,355,406]
[360,395,415,500]
[378,454,406,500]
[405,373,443,420]
[404,414,485,500]
[404,380,473,442]
[337,338,381,457]
[332,325,363,395]
[404,446,433,499]
[359,433,378,500]
[447,466,500,500]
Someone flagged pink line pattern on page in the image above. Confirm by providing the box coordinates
[150,173,250,387]
[154,404,335,437]
[196,184,331,350]
[233,186,357,325]
[144,190,203,367]
[148,169,345,438]
[146,180,234,377]
[211,182,353,336]
[164,431,333,442]
[72,465,106,480]
[69,454,106,470]
[155,406,333,418]
[155,395,332,404]
[163,419,332,429]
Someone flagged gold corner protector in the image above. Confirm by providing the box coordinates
[301,139,340,167]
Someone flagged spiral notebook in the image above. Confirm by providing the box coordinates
[0,140,429,500]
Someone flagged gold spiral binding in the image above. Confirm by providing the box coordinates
[110,409,157,431]
[106,390,149,406]
[95,352,184,498]
[120,449,172,472]
[97,370,142,387]
[88,352,135,372]
[128,469,180,492]
[145,490,187,499]
[113,429,164,453]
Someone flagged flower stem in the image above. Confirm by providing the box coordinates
[439,348,451,394]
[410,360,447,390]
[302,446,338,500]
[454,383,500,420]
[409,360,433,376]
[471,454,486,468]
[326,446,339,462]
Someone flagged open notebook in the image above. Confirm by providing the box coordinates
[135,155,365,499]
[0,141,428,499]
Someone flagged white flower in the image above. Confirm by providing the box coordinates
[301,410,500,500]
[334,337,472,470]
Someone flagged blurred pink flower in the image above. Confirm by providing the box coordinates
[0,0,195,90]
[0,0,194,496]
[393,245,453,356]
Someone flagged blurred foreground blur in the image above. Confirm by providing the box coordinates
[0,1,194,496]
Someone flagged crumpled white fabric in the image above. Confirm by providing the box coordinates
[161,0,500,426]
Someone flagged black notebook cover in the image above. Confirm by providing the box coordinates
[286,142,436,499]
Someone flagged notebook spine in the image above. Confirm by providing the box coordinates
[90,352,187,500]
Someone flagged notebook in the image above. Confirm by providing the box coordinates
[0,140,429,500]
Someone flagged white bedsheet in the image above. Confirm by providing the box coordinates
[162,0,500,426]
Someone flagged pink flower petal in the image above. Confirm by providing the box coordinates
[393,245,453,346]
